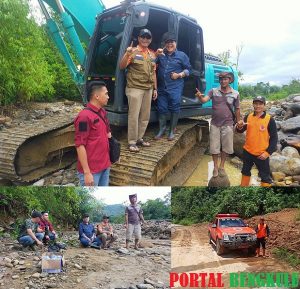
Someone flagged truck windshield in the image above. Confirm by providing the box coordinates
[219,218,246,227]
[90,12,127,76]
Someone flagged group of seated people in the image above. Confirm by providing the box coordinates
[17,211,117,250]
[79,213,118,249]
[17,211,57,250]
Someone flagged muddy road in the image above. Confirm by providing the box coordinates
[171,224,298,289]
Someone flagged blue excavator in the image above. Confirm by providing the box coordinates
[0,0,237,185]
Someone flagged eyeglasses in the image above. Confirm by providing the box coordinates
[140,35,152,39]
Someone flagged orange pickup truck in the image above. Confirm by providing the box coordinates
[208,213,257,255]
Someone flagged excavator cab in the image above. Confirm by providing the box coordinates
[84,2,207,126]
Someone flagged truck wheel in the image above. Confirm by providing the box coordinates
[216,239,224,255]
[248,247,256,256]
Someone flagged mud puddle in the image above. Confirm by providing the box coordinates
[184,155,260,186]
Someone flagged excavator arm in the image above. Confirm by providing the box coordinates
[37,0,106,86]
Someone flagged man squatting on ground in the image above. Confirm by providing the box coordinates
[97,215,118,249]
[78,214,101,248]
[74,81,111,186]
[196,72,241,177]
[255,216,270,257]
[125,194,145,249]
[236,95,278,187]
[18,211,44,249]
[39,211,57,243]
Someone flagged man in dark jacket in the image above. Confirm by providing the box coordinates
[155,32,192,141]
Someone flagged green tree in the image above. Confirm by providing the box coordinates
[142,198,171,220]
[0,0,55,105]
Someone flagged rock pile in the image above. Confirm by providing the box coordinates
[142,221,171,240]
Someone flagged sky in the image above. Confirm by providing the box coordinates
[90,186,171,205]
[31,0,300,85]
[105,0,300,85]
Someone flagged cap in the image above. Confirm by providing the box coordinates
[218,71,234,84]
[139,29,152,38]
[129,194,137,200]
[31,211,42,218]
[253,95,266,104]
[102,215,109,219]
[162,32,176,43]
[83,213,89,218]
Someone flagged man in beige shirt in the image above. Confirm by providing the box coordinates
[97,215,118,249]
[119,29,157,152]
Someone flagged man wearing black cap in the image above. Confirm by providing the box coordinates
[236,96,278,186]
[119,28,157,152]
[74,81,111,186]
[78,214,101,248]
[125,194,144,249]
[196,72,240,178]
[97,215,118,249]
[18,211,44,249]
[155,32,192,140]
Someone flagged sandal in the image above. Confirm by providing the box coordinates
[129,144,139,152]
[136,139,151,147]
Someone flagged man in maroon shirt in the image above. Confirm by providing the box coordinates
[74,81,111,186]
[196,72,240,178]
[39,211,57,242]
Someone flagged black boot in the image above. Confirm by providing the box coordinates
[168,113,180,141]
[154,114,167,140]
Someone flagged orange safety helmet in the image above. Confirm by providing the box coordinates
[218,72,234,84]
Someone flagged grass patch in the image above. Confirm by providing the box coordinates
[177,218,195,226]
[273,248,300,268]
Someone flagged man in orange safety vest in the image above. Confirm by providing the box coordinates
[255,216,270,257]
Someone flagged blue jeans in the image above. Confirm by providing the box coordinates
[78,168,110,186]
[47,232,56,241]
[19,233,44,246]
[80,236,101,247]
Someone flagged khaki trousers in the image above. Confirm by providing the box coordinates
[126,87,153,145]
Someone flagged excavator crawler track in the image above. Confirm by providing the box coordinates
[0,113,75,183]
[0,115,209,185]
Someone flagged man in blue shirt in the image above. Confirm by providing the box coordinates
[155,32,192,140]
[78,214,101,248]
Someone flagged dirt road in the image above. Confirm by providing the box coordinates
[171,224,298,289]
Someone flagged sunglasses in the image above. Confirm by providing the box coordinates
[140,35,152,39]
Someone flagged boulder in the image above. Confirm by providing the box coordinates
[280,116,300,132]
[233,132,245,159]
[272,172,286,182]
[281,146,300,158]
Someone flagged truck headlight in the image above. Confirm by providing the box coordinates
[252,234,257,241]
[223,233,229,241]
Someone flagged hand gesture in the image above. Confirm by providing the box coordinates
[126,41,136,55]
[236,120,245,130]
[156,48,165,56]
[195,88,204,98]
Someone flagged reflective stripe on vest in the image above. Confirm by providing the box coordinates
[257,223,267,238]
[244,113,271,156]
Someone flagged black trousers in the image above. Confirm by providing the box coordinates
[256,237,266,249]
[241,149,272,183]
